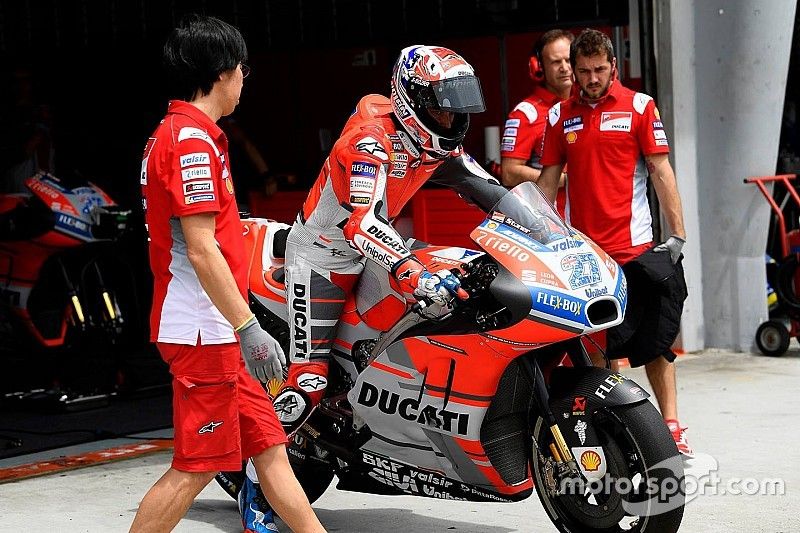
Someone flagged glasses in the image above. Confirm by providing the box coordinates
[240,63,250,78]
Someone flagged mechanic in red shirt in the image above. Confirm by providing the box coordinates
[500,29,572,214]
[271,45,506,435]
[131,14,325,533]
[538,29,692,457]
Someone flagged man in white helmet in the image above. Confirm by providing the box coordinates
[271,45,507,434]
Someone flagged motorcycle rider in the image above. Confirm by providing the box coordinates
[271,45,507,434]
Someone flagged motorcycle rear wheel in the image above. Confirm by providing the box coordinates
[215,436,335,505]
[532,401,684,533]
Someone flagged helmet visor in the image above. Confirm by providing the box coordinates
[430,76,485,113]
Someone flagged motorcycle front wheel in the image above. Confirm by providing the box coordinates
[532,401,685,533]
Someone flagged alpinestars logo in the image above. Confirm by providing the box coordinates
[355,137,388,161]
[299,376,327,391]
[274,395,299,415]
[198,421,223,434]
[397,268,419,281]
[274,391,306,423]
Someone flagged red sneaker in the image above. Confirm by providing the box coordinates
[665,419,694,458]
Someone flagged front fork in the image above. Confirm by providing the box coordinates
[521,338,591,472]
[92,261,119,322]
[58,257,122,332]
[56,257,85,327]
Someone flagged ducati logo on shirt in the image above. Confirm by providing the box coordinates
[599,112,632,132]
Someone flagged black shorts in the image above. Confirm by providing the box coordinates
[606,247,688,368]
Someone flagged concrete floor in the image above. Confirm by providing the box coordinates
[1,348,798,532]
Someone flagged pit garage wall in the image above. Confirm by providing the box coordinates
[654,0,796,351]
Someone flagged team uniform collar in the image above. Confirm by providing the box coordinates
[532,84,562,106]
[166,100,226,143]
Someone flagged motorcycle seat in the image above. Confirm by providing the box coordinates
[264,266,286,290]
[272,228,288,259]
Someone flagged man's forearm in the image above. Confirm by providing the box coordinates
[659,190,686,239]
[647,157,686,239]
[537,164,564,203]
[501,159,542,187]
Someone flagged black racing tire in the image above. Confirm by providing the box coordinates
[532,401,684,533]
[215,468,245,500]
[775,254,800,312]
[214,301,335,504]
[755,320,790,357]
[286,434,336,504]
[214,435,335,505]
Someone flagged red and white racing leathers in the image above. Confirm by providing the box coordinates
[274,94,505,429]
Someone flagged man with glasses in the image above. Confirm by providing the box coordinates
[131,14,325,533]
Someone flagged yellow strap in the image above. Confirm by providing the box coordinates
[234,313,256,332]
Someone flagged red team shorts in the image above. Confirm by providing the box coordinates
[157,341,288,472]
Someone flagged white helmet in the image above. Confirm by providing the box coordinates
[390,45,485,158]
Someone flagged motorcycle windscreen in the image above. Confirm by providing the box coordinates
[469,182,573,259]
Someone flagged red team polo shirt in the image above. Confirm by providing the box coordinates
[501,84,567,214]
[141,100,246,344]
[540,79,669,264]
[501,84,560,165]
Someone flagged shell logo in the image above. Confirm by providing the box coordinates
[580,450,602,471]
[566,131,578,144]
[267,377,285,398]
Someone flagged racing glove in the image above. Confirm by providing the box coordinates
[393,257,469,305]
[654,235,685,264]
[236,315,286,382]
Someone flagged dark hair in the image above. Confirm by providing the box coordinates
[162,14,248,101]
[570,28,614,66]
[532,29,574,63]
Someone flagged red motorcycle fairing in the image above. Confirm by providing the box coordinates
[0,173,129,347]
[243,212,621,500]
[230,184,685,533]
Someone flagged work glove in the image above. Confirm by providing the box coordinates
[654,235,685,264]
[394,257,469,306]
[236,315,286,382]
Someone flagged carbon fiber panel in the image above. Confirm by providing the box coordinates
[480,359,533,485]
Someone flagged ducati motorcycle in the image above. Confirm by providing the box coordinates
[0,172,131,350]
[219,182,685,532]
